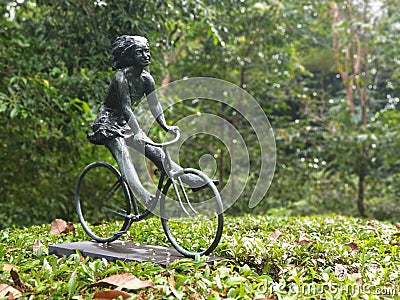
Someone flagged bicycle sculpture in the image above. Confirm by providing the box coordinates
[75,35,223,258]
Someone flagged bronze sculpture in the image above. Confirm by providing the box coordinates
[87,35,211,205]
[77,36,224,258]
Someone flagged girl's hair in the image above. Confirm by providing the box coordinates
[111,35,149,70]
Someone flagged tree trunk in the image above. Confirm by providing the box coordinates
[331,2,354,112]
[357,167,366,218]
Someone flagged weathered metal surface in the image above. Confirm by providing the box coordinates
[49,241,222,266]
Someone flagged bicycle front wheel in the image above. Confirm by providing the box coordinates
[75,162,132,243]
[160,168,224,258]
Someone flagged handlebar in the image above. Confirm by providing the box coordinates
[145,129,180,148]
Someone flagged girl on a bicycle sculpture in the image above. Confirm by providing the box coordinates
[88,35,210,206]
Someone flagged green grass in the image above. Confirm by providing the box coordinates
[0,215,399,299]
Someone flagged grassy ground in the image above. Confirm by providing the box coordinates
[0,214,399,299]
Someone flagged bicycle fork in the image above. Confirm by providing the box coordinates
[163,148,197,216]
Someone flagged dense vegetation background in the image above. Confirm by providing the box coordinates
[0,0,399,228]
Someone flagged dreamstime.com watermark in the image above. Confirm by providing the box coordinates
[287,282,400,297]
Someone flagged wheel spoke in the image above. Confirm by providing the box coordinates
[102,206,129,218]
[103,178,124,202]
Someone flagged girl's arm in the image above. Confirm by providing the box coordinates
[144,73,171,132]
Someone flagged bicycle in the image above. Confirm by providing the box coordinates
[75,131,224,258]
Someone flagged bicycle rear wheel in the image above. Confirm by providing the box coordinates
[160,168,224,258]
[75,162,132,243]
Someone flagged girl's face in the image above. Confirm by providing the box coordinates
[132,40,151,67]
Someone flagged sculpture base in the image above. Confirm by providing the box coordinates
[49,241,221,266]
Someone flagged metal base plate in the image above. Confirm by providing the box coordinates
[49,241,222,266]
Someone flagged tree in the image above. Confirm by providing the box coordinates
[0,0,222,227]
[0,0,398,227]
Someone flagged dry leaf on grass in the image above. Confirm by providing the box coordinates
[50,219,75,235]
[344,242,358,251]
[93,290,133,299]
[32,240,46,255]
[169,270,184,300]
[269,229,283,241]
[1,264,16,272]
[10,270,25,293]
[51,219,75,235]
[394,222,400,229]
[344,242,359,256]
[0,283,22,299]
[92,273,154,291]
[297,235,315,246]
[6,293,15,300]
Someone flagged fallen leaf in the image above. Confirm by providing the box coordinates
[169,270,183,300]
[393,233,400,238]
[92,273,154,291]
[297,235,315,246]
[344,242,359,251]
[1,264,16,272]
[50,219,75,235]
[93,290,132,299]
[169,270,176,289]
[395,223,400,229]
[344,242,359,256]
[32,240,46,255]
[269,229,282,240]
[10,269,25,292]
[0,283,22,299]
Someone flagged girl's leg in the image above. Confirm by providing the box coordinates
[126,138,211,189]
[106,137,154,204]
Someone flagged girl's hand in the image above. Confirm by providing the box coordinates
[166,125,180,135]
[133,130,149,143]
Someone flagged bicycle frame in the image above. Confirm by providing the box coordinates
[76,129,224,257]
[122,130,188,225]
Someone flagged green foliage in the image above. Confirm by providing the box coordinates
[0,215,399,298]
[250,0,400,221]
[0,0,224,228]
[0,0,398,227]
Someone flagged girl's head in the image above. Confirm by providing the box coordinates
[111,35,150,70]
